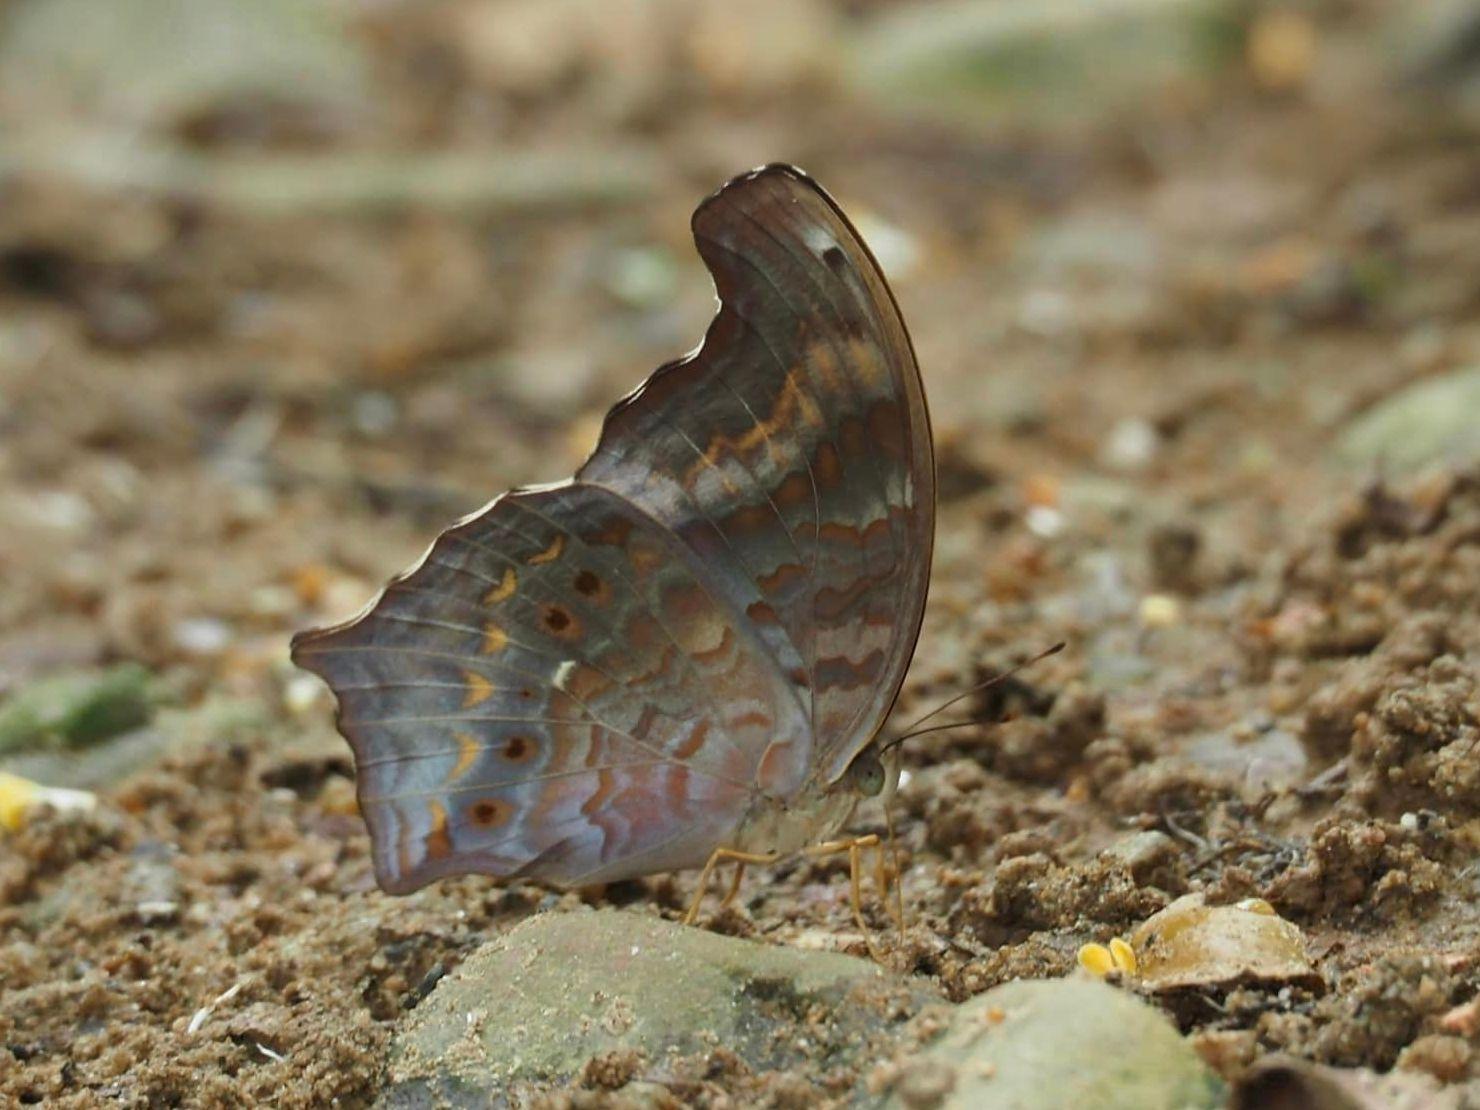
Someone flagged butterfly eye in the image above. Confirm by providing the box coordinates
[850,751,886,797]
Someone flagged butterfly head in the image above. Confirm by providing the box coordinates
[842,743,902,803]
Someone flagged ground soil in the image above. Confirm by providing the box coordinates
[2,2,1479,1106]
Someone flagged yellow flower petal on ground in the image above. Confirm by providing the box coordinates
[1077,942,1116,977]
[1109,937,1138,974]
[0,771,97,831]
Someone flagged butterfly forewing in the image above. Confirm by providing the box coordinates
[580,165,934,785]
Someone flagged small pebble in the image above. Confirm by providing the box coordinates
[351,391,398,436]
[1101,418,1159,472]
[284,674,325,715]
[1019,288,1073,337]
[1025,505,1065,538]
[1139,594,1181,628]
[604,246,678,309]
[24,490,95,532]
[172,617,232,656]
[250,585,298,618]
[136,900,181,924]
[895,1058,958,1109]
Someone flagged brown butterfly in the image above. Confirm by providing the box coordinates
[292,164,934,925]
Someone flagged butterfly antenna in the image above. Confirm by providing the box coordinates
[883,718,998,749]
[882,641,1065,755]
[898,642,1065,732]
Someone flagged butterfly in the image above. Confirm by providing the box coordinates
[292,164,935,919]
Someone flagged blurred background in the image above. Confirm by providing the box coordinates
[2,1,1480,1102]
[0,0,1474,717]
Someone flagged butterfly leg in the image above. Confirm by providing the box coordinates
[870,840,903,930]
[720,861,748,911]
[805,834,886,953]
[882,804,907,932]
[683,847,779,927]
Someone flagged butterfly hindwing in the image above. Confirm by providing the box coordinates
[292,482,810,890]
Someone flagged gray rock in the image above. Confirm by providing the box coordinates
[0,663,153,755]
[0,696,267,790]
[885,978,1223,1109]
[1182,726,1309,796]
[1100,830,1182,886]
[1337,366,1480,472]
[383,909,938,1105]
